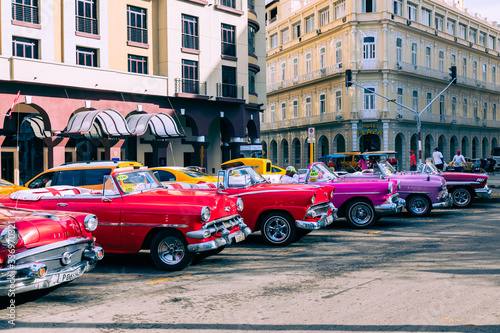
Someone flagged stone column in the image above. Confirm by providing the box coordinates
[150,140,169,167]
[191,142,211,171]
[101,139,125,161]
[43,136,69,169]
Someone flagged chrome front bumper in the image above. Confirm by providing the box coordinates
[0,245,103,296]
[375,195,405,215]
[187,222,252,253]
[296,209,338,230]
[475,185,492,198]
[433,190,453,208]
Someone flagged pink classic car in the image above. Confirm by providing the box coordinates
[302,162,405,228]
[0,167,250,271]
[418,162,492,207]
[345,160,452,216]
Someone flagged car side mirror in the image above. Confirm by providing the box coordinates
[217,170,226,190]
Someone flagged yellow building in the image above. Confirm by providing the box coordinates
[263,0,500,170]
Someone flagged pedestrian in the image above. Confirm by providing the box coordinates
[357,156,368,170]
[451,149,466,172]
[479,158,488,174]
[487,157,497,174]
[280,166,299,184]
[409,150,417,171]
[432,147,444,171]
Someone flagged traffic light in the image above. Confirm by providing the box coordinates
[345,69,353,88]
[449,65,457,84]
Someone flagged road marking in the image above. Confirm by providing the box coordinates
[365,231,382,235]
[443,318,461,322]
[279,249,305,255]
[147,274,192,285]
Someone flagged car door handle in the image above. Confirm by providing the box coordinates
[57,203,68,207]
[102,198,112,203]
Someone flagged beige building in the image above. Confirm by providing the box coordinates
[262,0,500,170]
[0,0,266,184]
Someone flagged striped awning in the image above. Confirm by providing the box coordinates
[63,109,133,139]
[23,115,52,139]
[126,113,184,137]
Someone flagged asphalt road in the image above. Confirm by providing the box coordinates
[1,199,500,333]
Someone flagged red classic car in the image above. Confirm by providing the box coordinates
[418,162,492,207]
[0,167,250,271]
[0,206,103,295]
[206,166,337,246]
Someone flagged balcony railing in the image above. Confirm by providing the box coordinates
[266,65,341,93]
[215,0,243,11]
[396,109,500,127]
[261,112,341,131]
[128,26,148,44]
[217,83,244,99]
[175,78,207,96]
[397,62,449,80]
[76,16,98,35]
[12,2,39,24]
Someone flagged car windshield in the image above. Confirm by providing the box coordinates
[376,161,397,176]
[114,170,163,194]
[227,166,267,188]
[418,162,438,174]
[306,163,339,183]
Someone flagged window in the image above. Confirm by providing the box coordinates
[494,104,497,121]
[320,94,326,113]
[305,97,311,116]
[281,102,286,120]
[221,66,237,98]
[451,54,456,66]
[435,14,443,31]
[293,100,298,118]
[479,32,486,47]
[85,169,112,186]
[281,28,289,44]
[293,57,298,78]
[12,36,38,59]
[56,170,81,187]
[452,97,457,116]
[128,6,147,44]
[363,37,375,59]
[469,28,476,43]
[335,0,345,19]
[305,53,312,74]
[362,0,375,13]
[473,61,477,80]
[439,95,445,119]
[463,99,468,117]
[292,22,301,39]
[76,0,98,35]
[474,100,478,119]
[128,55,147,74]
[156,170,176,182]
[320,47,326,69]
[393,0,402,16]
[438,51,444,72]
[489,35,495,50]
[221,24,236,57]
[412,90,418,112]
[459,24,466,39]
[407,3,417,21]
[335,41,342,65]
[270,65,275,85]
[249,70,256,94]
[335,90,342,115]
[270,33,278,49]
[493,67,496,84]
[182,59,199,94]
[270,104,275,122]
[447,20,455,35]
[397,88,403,113]
[411,42,417,66]
[182,14,198,50]
[483,102,488,120]
[483,63,487,82]
[425,47,431,68]
[248,26,256,54]
[319,8,329,26]
[281,62,286,81]
[12,0,39,24]
[422,8,431,26]
[76,46,97,67]
[221,0,237,9]
[305,15,315,33]
[462,58,467,77]
[396,38,402,64]
[426,92,432,113]
[363,88,375,110]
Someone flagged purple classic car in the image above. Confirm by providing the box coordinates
[344,160,452,216]
[302,162,405,228]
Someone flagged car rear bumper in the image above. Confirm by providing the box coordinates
[475,185,492,198]
[375,195,405,215]
[433,191,452,208]
[296,209,338,230]
[0,245,103,296]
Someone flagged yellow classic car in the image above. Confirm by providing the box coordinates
[0,178,28,195]
[447,157,475,172]
[150,166,218,184]
[220,158,285,182]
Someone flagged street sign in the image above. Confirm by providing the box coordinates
[308,127,315,143]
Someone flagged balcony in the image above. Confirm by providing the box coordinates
[396,109,500,128]
[266,65,341,93]
[216,83,244,100]
[261,112,340,131]
[397,62,449,80]
[128,26,148,45]
[76,16,98,35]
[174,78,208,98]
[12,2,39,24]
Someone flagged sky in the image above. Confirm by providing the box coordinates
[468,0,500,25]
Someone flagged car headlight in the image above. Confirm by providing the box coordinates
[201,206,211,222]
[388,182,394,194]
[311,193,316,204]
[305,208,316,218]
[84,214,98,232]
[397,180,401,191]
[329,202,335,211]
[236,198,244,212]
[0,225,20,247]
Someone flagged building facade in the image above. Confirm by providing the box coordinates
[262,0,500,170]
[0,0,266,185]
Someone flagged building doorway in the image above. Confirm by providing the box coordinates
[359,134,380,152]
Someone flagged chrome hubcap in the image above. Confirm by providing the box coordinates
[410,197,428,214]
[453,190,470,206]
[265,217,290,243]
[351,204,372,226]
[158,237,185,265]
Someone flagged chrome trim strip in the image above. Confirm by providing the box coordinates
[333,192,379,195]
[398,191,432,194]
[229,190,312,197]
[14,237,93,261]
[446,181,481,185]
[99,222,189,228]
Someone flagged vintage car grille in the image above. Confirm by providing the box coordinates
[202,214,243,234]
[14,240,91,274]
[310,201,332,216]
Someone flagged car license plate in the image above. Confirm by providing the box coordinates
[57,268,82,283]
[234,232,245,243]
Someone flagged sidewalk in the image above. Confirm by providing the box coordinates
[485,172,500,189]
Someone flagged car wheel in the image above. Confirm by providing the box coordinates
[345,200,376,228]
[261,212,297,246]
[451,187,472,208]
[150,230,194,271]
[406,195,431,217]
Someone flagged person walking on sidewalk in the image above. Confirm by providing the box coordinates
[451,149,466,172]
[409,150,417,171]
[432,147,444,171]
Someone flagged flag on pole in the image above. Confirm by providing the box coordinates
[6,91,21,119]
